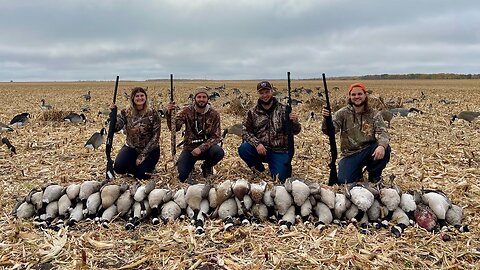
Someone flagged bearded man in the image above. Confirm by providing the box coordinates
[321,83,390,184]
[238,81,301,183]
[167,89,224,182]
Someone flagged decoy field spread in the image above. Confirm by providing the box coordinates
[1,79,479,269]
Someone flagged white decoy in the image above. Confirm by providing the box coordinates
[314,202,333,230]
[9,112,30,127]
[85,128,106,150]
[161,201,182,224]
[218,197,238,231]
[64,113,86,123]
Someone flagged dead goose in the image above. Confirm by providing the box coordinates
[414,204,437,232]
[79,181,103,213]
[249,181,267,204]
[85,192,101,220]
[38,184,65,217]
[193,199,210,234]
[215,180,233,206]
[421,190,451,229]
[235,194,253,225]
[271,186,293,220]
[399,191,419,224]
[390,207,410,237]
[100,204,118,228]
[126,200,151,230]
[251,202,269,224]
[161,201,182,224]
[279,205,296,231]
[96,184,126,221]
[346,184,375,223]
[284,178,310,210]
[333,193,351,222]
[9,112,30,127]
[148,188,172,225]
[445,204,468,232]
[13,201,36,219]
[67,202,85,226]
[173,188,187,219]
[116,187,134,219]
[64,113,86,123]
[218,197,238,231]
[185,184,211,231]
[84,128,106,150]
[232,178,250,223]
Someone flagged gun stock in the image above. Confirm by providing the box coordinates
[285,71,294,180]
[105,75,119,181]
[170,74,176,160]
[322,73,338,185]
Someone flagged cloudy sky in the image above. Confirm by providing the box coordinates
[1,0,479,81]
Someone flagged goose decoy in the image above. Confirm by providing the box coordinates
[220,124,243,147]
[1,137,16,154]
[0,122,13,132]
[40,99,53,110]
[9,112,30,127]
[450,111,480,124]
[84,128,106,150]
[82,90,91,102]
[388,107,423,117]
[64,113,86,123]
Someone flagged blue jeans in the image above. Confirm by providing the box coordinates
[114,145,160,180]
[337,143,391,184]
[238,143,291,182]
[177,144,225,182]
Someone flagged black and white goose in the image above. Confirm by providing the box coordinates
[40,99,53,110]
[10,112,30,127]
[64,113,86,123]
[0,122,13,132]
[1,137,16,155]
[85,128,106,150]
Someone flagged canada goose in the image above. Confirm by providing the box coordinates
[96,184,125,220]
[66,183,80,202]
[421,190,451,229]
[85,128,106,150]
[279,205,296,230]
[445,204,468,232]
[346,184,375,223]
[390,208,410,237]
[100,204,118,228]
[39,184,65,216]
[133,182,155,218]
[208,187,218,210]
[366,199,383,227]
[79,181,103,212]
[148,188,172,225]
[399,192,418,223]
[116,187,134,219]
[388,107,422,117]
[185,184,210,228]
[263,188,276,221]
[57,194,72,221]
[194,199,210,234]
[0,122,13,132]
[173,188,187,218]
[126,200,151,230]
[1,137,16,155]
[379,186,401,221]
[299,197,314,223]
[251,202,269,223]
[68,202,85,226]
[235,194,253,225]
[43,201,59,224]
[414,204,437,232]
[320,187,336,210]
[161,201,182,224]
[26,188,43,212]
[284,178,310,207]
[215,180,233,206]
[218,197,238,231]
[82,90,91,102]
[380,110,393,127]
[249,181,267,204]
[64,113,86,123]
[270,186,293,217]
[14,201,36,219]
[334,193,351,221]
[314,202,333,230]
[9,112,30,127]
[40,99,53,110]
[85,192,101,220]
[221,123,243,146]
[450,111,480,124]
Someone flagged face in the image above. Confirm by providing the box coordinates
[195,93,208,108]
[258,88,273,104]
[133,92,146,107]
[349,88,366,107]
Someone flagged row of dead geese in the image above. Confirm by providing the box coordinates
[12,177,468,238]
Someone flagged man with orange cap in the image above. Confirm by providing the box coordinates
[321,83,390,184]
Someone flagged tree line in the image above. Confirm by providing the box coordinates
[327,73,480,80]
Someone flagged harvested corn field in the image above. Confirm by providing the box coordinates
[1,79,479,269]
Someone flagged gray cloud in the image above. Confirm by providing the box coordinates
[1,0,479,81]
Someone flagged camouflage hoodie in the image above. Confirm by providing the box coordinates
[115,108,161,157]
[167,104,221,152]
[322,104,389,157]
[243,98,301,152]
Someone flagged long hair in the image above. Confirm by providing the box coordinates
[128,87,149,117]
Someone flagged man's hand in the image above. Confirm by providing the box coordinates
[289,111,298,122]
[256,144,267,156]
[166,102,176,112]
[372,145,385,160]
[136,155,145,166]
[321,107,331,117]
[191,147,201,157]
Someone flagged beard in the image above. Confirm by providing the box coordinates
[259,97,273,106]
[195,101,207,108]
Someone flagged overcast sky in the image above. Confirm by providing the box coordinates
[1,0,479,81]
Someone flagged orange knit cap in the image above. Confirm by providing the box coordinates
[348,83,366,93]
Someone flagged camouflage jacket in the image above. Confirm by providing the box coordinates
[243,98,301,152]
[167,104,222,152]
[115,109,161,156]
[322,104,389,157]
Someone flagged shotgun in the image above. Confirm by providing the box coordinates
[170,74,176,161]
[106,76,119,181]
[322,73,338,185]
[285,72,294,180]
